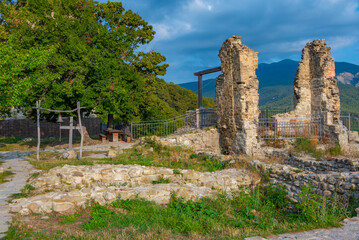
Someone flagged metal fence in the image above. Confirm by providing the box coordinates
[130,108,217,140]
[130,107,356,141]
[258,118,322,143]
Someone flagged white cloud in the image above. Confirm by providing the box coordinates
[186,0,213,12]
[326,36,357,50]
[152,20,193,41]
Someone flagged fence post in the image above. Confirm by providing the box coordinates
[196,109,200,129]
[130,123,133,141]
[36,100,41,161]
[274,119,277,147]
[349,113,351,142]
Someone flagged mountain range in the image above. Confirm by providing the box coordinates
[179,59,359,114]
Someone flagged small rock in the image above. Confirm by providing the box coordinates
[62,150,78,159]
[355,208,359,216]
[72,171,84,177]
[41,216,50,220]
[244,237,267,240]
[21,137,34,142]
[0,167,4,174]
[107,150,118,158]
[53,202,74,212]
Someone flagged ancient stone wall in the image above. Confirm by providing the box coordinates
[215,36,259,155]
[274,39,348,146]
[10,164,257,214]
[251,157,359,201]
[160,127,221,154]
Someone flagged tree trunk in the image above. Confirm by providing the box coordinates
[107,114,114,129]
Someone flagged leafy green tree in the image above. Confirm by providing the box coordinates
[0,37,58,118]
[0,0,168,123]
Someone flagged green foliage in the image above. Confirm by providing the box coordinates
[329,144,342,156]
[295,186,347,225]
[294,138,325,159]
[75,185,350,238]
[83,202,116,230]
[0,137,22,144]
[152,177,171,185]
[60,213,80,224]
[10,184,35,199]
[0,0,168,122]
[0,170,14,184]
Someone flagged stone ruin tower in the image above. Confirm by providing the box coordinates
[275,39,348,146]
[215,36,259,155]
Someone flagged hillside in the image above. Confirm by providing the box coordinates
[147,78,215,120]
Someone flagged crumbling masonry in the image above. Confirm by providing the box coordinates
[275,39,348,146]
[215,36,259,155]
[215,37,349,156]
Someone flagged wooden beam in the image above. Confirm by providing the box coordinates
[31,107,86,113]
[198,75,203,108]
[77,101,84,159]
[194,66,221,76]
[60,126,81,130]
[36,100,41,161]
[69,116,73,150]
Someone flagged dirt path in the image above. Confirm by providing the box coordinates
[0,151,35,239]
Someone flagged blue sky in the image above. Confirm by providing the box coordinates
[106,0,359,84]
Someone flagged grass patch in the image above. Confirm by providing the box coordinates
[152,177,171,185]
[10,184,35,200]
[5,185,356,239]
[26,140,229,172]
[294,138,326,159]
[0,170,14,184]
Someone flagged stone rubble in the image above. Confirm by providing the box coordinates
[216,36,260,156]
[10,164,258,215]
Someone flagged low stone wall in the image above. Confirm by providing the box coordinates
[161,128,220,154]
[251,159,359,201]
[10,164,258,215]
[286,156,359,172]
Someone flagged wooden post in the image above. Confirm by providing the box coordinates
[69,116,73,150]
[198,75,203,109]
[36,100,41,161]
[77,102,84,159]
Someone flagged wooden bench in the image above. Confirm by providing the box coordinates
[99,133,107,143]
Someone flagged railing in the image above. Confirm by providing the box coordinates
[258,118,322,144]
[130,109,216,140]
[130,108,356,141]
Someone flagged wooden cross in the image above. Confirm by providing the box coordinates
[60,116,81,150]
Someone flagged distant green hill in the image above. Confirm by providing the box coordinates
[148,78,214,120]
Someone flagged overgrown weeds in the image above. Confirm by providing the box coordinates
[0,170,14,184]
[26,140,229,172]
[6,185,354,239]
[10,184,35,199]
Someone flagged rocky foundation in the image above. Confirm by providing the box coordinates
[10,164,258,215]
